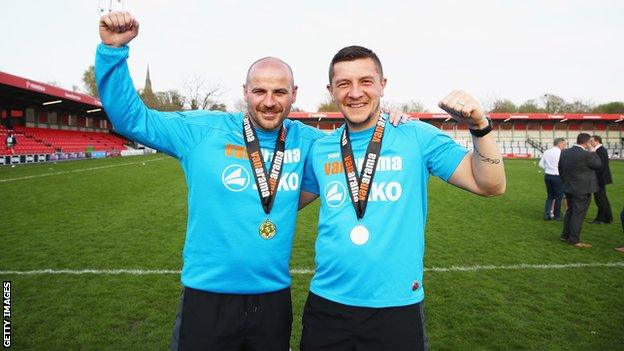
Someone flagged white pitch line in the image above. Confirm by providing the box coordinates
[425,262,624,272]
[0,157,168,183]
[1,262,623,276]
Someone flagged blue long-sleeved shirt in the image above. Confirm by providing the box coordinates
[95,44,323,293]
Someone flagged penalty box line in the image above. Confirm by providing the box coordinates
[2,262,623,275]
[0,157,168,183]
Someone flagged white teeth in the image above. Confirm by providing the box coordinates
[350,103,365,108]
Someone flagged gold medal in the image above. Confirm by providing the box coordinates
[259,219,277,239]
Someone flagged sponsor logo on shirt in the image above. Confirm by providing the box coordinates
[323,156,402,175]
[324,181,347,207]
[221,164,251,191]
[221,165,300,193]
[323,179,403,205]
[225,144,301,165]
[221,145,302,192]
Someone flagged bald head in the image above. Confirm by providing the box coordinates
[246,57,294,88]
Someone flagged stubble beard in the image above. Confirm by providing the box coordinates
[344,100,381,131]
[248,106,289,132]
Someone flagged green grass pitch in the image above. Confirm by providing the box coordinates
[1,155,622,350]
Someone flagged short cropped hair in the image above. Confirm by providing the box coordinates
[329,45,383,83]
[592,135,602,144]
[576,133,591,145]
[553,138,566,146]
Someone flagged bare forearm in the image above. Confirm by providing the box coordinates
[438,90,505,196]
[470,132,506,195]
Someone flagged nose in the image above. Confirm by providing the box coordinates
[348,84,363,99]
[262,93,276,108]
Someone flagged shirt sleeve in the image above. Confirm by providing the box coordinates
[300,142,320,195]
[95,44,205,159]
[413,121,468,181]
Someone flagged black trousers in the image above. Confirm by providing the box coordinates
[562,193,591,244]
[593,185,613,223]
[301,292,428,351]
[171,287,292,351]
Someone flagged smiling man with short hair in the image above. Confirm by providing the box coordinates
[298,45,506,351]
[95,11,324,350]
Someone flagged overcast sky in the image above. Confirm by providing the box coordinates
[2,0,622,112]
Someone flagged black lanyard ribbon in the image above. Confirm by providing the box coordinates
[340,113,387,220]
[242,114,287,215]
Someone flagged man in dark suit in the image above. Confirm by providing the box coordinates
[588,135,613,224]
[616,208,624,253]
[558,133,602,248]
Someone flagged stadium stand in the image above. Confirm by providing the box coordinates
[2,69,623,165]
[289,112,624,159]
[1,70,131,165]
[0,126,125,154]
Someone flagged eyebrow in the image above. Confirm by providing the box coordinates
[335,75,376,83]
[250,87,290,93]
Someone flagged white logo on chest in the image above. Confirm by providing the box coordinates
[221,164,250,191]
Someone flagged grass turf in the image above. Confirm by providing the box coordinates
[1,155,622,350]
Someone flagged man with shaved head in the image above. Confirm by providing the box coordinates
[95,11,323,350]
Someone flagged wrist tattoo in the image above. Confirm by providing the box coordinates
[474,146,501,164]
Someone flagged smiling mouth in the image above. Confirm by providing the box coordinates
[260,111,280,118]
[348,103,367,108]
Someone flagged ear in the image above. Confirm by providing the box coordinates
[291,85,298,103]
[326,84,334,101]
[380,77,387,97]
[243,84,248,103]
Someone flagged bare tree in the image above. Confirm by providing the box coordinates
[488,99,517,113]
[182,74,223,110]
[517,99,544,113]
[564,100,594,113]
[233,99,247,112]
[541,94,567,113]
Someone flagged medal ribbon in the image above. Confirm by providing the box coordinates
[340,113,387,220]
[243,113,287,215]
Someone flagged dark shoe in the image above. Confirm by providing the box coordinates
[560,236,569,242]
[587,220,603,224]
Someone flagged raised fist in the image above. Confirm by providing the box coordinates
[99,11,139,47]
[438,90,487,129]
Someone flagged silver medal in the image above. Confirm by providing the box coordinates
[350,225,370,245]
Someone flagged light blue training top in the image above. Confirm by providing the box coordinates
[302,119,467,307]
[95,43,323,294]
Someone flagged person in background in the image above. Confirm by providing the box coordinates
[539,138,567,220]
[588,135,613,224]
[5,131,17,155]
[558,133,601,248]
[615,208,624,253]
